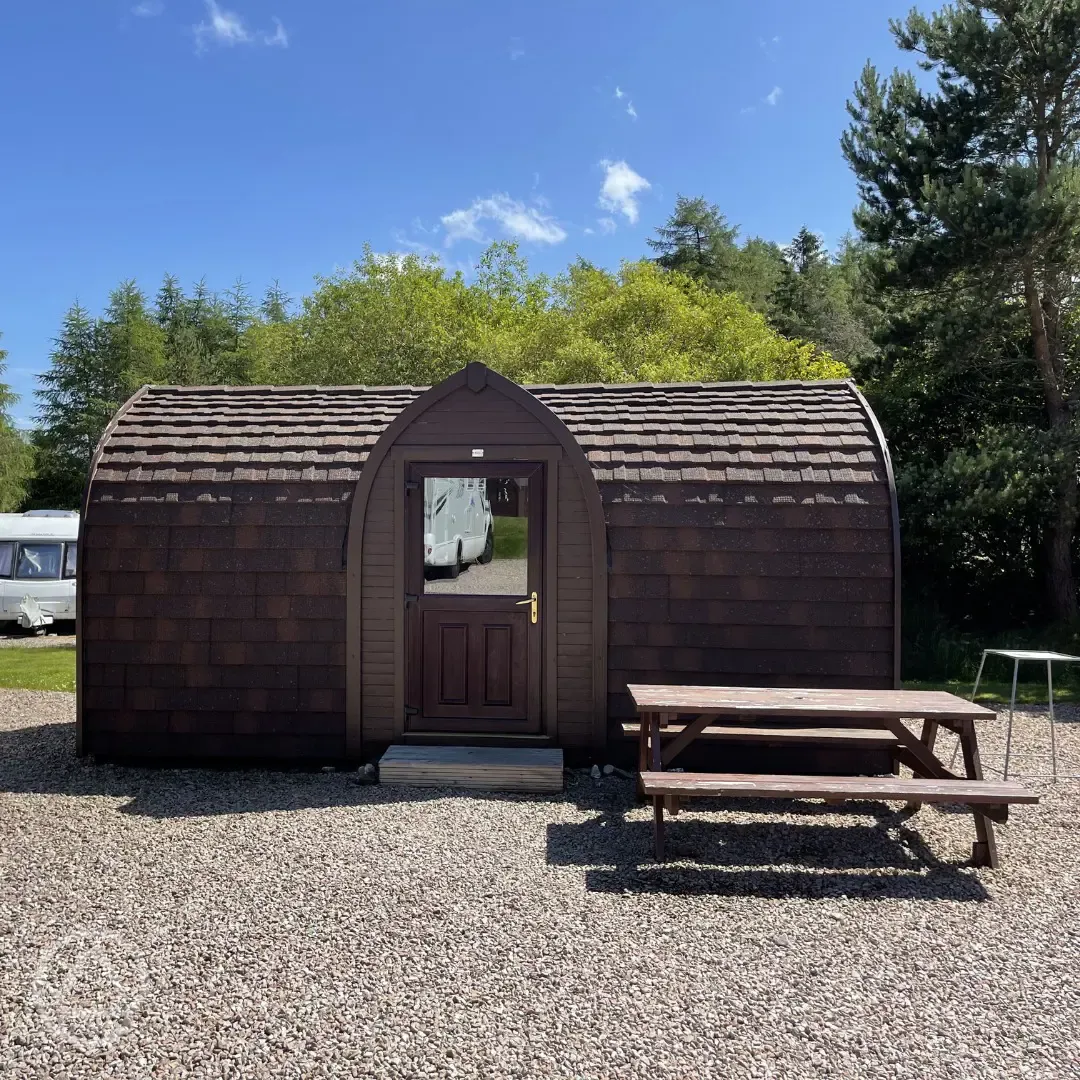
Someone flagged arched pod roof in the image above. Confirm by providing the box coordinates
[90,378,890,495]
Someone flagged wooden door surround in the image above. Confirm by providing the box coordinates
[404,461,545,734]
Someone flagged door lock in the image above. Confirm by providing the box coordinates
[515,591,538,624]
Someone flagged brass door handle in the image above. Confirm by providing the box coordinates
[515,591,538,624]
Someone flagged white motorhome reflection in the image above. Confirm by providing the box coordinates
[423,477,494,579]
[0,511,79,629]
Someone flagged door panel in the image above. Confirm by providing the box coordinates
[406,462,543,734]
[421,605,529,719]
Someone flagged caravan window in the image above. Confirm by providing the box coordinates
[64,543,78,579]
[14,543,62,580]
[0,542,12,578]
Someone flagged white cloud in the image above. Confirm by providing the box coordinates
[263,18,288,47]
[764,85,782,106]
[509,38,525,60]
[597,216,617,234]
[441,194,567,246]
[194,1,288,51]
[626,101,637,120]
[597,160,651,225]
[614,86,625,99]
[132,0,164,15]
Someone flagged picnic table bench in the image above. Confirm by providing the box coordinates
[627,684,1039,868]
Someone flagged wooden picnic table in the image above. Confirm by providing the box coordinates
[627,684,1038,868]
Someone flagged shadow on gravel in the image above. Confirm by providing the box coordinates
[0,723,993,899]
[0,721,568,819]
[554,780,991,901]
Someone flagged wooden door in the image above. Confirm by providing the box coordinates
[405,463,543,733]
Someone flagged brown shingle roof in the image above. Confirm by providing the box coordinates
[93,380,886,487]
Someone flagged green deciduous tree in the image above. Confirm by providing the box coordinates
[843,0,1080,622]
[236,243,847,389]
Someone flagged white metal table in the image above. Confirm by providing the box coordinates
[967,649,1080,780]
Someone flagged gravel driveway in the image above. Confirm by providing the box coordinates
[1,690,1078,1079]
[0,630,76,648]
[426,557,527,595]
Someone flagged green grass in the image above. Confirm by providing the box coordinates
[493,515,528,560]
[0,647,76,692]
[903,678,1080,705]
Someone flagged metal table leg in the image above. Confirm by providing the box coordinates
[952,649,989,770]
[1003,658,1019,780]
[970,650,988,703]
[1048,659,1059,782]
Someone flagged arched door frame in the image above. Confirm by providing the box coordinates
[345,363,608,756]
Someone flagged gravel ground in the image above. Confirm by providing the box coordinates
[0,629,76,648]
[426,557,527,595]
[1,690,1078,1079]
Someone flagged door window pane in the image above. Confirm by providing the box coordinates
[64,543,78,578]
[14,543,63,580]
[423,475,529,595]
[0,542,13,577]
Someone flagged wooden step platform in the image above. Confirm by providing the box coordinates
[621,721,898,749]
[378,745,564,792]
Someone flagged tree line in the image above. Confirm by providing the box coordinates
[2,0,1078,676]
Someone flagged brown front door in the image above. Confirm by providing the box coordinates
[405,463,543,733]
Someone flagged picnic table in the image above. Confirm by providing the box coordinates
[626,685,1039,868]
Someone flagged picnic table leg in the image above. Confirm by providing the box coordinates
[650,712,665,862]
[957,717,999,869]
[636,713,650,800]
[906,719,940,811]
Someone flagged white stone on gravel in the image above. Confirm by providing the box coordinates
[0,688,1078,1078]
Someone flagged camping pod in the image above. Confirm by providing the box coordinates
[78,363,899,760]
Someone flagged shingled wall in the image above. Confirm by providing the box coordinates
[80,385,419,758]
[534,382,897,722]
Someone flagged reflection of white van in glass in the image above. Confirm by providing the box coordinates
[0,511,79,629]
[423,477,494,579]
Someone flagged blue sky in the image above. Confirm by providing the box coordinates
[1,0,904,425]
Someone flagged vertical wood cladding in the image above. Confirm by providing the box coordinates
[555,460,595,747]
[359,459,397,743]
[355,377,603,749]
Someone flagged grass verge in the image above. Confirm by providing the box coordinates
[493,516,528,560]
[0,647,76,692]
[0,643,1071,704]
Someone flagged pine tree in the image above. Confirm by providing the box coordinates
[0,334,33,511]
[843,0,1080,622]
[769,228,876,369]
[647,195,740,288]
[156,274,204,384]
[102,281,166,388]
[260,281,292,323]
[29,304,121,508]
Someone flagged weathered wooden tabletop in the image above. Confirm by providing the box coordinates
[626,684,996,722]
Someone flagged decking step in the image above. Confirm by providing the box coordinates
[378,745,564,792]
[621,721,898,749]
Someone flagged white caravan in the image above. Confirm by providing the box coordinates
[423,477,494,578]
[0,511,79,629]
